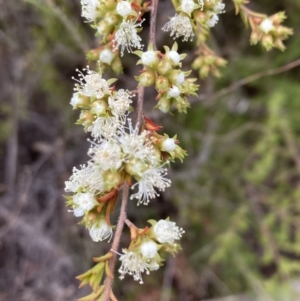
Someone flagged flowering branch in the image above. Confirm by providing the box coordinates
[64,0,293,300]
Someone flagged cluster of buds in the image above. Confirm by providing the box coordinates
[235,4,293,51]
[162,0,225,42]
[118,218,185,283]
[192,43,227,78]
[66,66,187,241]
[87,46,123,74]
[135,43,199,113]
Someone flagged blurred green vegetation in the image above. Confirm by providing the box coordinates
[1,0,300,300]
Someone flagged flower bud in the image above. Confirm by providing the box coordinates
[105,12,119,26]
[166,70,185,85]
[97,20,113,36]
[168,86,181,98]
[90,100,108,116]
[89,218,113,242]
[116,1,132,17]
[99,48,115,65]
[137,70,156,87]
[156,95,171,113]
[155,76,169,91]
[192,57,204,69]
[125,158,147,177]
[165,50,181,65]
[259,18,274,34]
[181,0,196,14]
[161,138,176,152]
[140,240,158,259]
[70,93,90,109]
[103,170,123,191]
[157,59,173,75]
[141,51,159,67]
[78,110,94,128]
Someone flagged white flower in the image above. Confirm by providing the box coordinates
[260,18,274,34]
[65,163,104,195]
[118,119,159,166]
[89,219,113,242]
[207,13,219,28]
[108,89,132,117]
[140,240,158,259]
[168,86,181,98]
[73,66,110,99]
[166,50,181,65]
[81,0,100,22]
[70,92,81,108]
[153,220,185,244]
[116,1,132,17]
[162,138,176,152]
[130,166,171,205]
[119,250,149,284]
[113,19,144,56]
[89,140,123,171]
[99,48,115,65]
[73,192,98,214]
[88,116,121,140]
[162,14,194,42]
[141,51,157,66]
[181,0,196,14]
[65,164,93,193]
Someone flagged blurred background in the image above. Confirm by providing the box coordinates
[1,0,300,300]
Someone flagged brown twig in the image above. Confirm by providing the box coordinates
[102,183,130,301]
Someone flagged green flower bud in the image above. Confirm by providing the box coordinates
[155,76,169,91]
[157,59,173,75]
[77,110,94,129]
[103,170,123,191]
[166,70,185,85]
[97,20,113,36]
[125,158,147,177]
[136,70,156,87]
[155,95,171,113]
[104,12,119,26]
[90,100,108,116]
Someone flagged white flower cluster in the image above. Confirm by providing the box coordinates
[67,67,172,209]
[118,219,184,283]
[80,0,145,56]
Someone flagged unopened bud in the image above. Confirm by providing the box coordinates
[90,100,108,116]
[103,170,123,191]
[157,59,173,75]
[137,70,156,87]
[156,95,171,113]
[155,76,169,91]
[97,20,113,36]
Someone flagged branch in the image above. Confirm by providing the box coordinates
[194,58,300,105]
[102,183,130,301]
